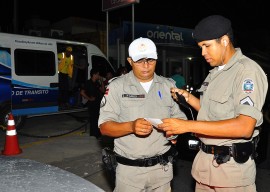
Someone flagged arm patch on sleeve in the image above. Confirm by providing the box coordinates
[242,79,254,94]
[240,96,254,106]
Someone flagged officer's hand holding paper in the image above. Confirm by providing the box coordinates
[157,118,189,136]
[145,118,178,143]
[132,118,153,136]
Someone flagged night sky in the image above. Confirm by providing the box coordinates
[1,0,269,54]
[1,0,269,32]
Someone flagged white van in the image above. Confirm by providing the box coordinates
[0,32,115,129]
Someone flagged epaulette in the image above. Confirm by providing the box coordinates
[157,75,175,83]
[108,76,119,84]
[166,77,176,84]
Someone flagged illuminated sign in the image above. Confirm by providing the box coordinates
[102,0,140,11]
[121,21,196,46]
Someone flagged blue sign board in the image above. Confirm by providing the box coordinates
[122,21,196,47]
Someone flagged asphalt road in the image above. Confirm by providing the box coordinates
[1,112,270,192]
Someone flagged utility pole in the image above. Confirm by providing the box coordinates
[102,0,140,59]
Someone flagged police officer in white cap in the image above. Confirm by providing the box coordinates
[98,37,187,192]
[157,15,268,191]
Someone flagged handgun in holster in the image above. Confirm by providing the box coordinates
[102,147,117,180]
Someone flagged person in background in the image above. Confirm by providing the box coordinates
[171,65,186,89]
[72,55,88,90]
[157,15,268,192]
[104,70,114,88]
[72,55,88,106]
[58,46,74,108]
[116,65,128,76]
[80,68,105,139]
[98,37,187,192]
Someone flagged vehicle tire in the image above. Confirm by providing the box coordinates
[0,105,26,130]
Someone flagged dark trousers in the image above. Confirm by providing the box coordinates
[59,72,69,104]
[88,103,101,138]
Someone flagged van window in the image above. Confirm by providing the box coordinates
[92,55,114,77]
[14,49,55,76]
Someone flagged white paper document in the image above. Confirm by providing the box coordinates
[144,118,178,140]
[144,118,163,128]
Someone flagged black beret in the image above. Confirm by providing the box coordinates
[193,15,232,42]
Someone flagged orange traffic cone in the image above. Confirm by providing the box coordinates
[2,113,22,155]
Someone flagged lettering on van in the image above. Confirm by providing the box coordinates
[12,90,49,96]
[15,40,53,46]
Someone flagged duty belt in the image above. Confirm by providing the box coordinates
[115,147,178,167]
[200,137,259,164]
[200,142,232,156]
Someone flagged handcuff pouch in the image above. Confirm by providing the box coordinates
[232,142,253,163]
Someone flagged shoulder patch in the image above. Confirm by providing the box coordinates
[242,79,254,94]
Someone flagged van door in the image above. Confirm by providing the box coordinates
[11,37,58,116]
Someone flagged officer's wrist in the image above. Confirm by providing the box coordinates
[130,121,136,133]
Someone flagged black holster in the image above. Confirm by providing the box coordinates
[232,137,259,163]
[102,147,117,181]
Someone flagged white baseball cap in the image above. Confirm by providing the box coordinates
[128,37,158,62]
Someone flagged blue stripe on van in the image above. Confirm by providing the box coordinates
[12,106,58,116]
[12,80,57,90]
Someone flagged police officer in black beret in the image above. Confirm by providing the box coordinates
[158,15,268,191]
